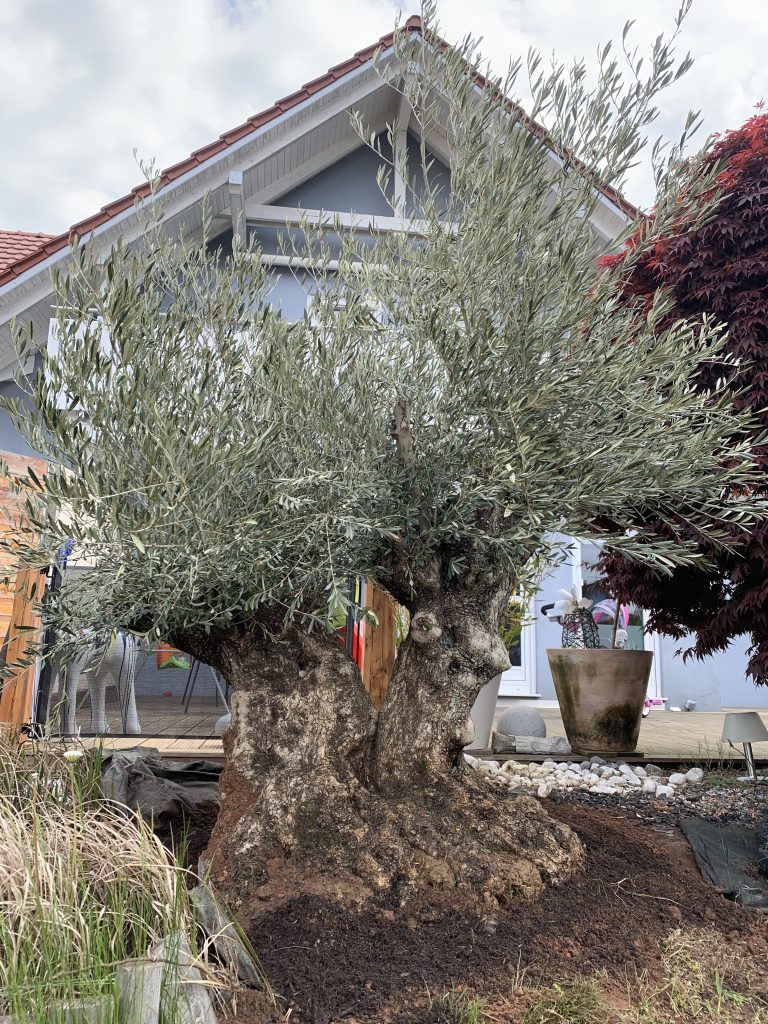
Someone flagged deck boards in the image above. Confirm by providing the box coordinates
[61,705,768,766]
[486,707,768,763]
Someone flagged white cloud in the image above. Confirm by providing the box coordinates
[0,0,765,232]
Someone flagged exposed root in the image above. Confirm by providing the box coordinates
[206,766,584,911]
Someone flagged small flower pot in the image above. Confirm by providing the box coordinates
[546,648,653,754]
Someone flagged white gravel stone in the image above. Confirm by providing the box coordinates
[634,766,647,778]
[655,784,674,799]
[642,778,657,795]
[668,772,687,786]
[645,764,664,776]
[686,767,705,784]
[618,764,637,777]
[591,783,617,794]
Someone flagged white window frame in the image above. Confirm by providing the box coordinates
[498,595,538,697]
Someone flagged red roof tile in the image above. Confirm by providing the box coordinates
[0,230,56,274]
[0,14,638,290]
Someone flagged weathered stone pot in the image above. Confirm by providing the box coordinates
[547,648,653,754]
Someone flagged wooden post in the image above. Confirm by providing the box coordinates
[0,451,48,732]
[0,568,46,730]
[362,583,397,710]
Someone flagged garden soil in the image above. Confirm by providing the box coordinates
[158,799,768,1023]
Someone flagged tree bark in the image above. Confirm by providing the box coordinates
[188,622,377,891]
[373,561,512,790]
[179,591,583,908]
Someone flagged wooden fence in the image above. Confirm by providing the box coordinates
[0,451,48,731]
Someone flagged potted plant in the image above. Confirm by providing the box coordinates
[545,589,652,755]
[469,601,524,749]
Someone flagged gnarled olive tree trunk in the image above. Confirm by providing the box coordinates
[181,583,582,907]
[372,561,512,790]
[185,623,376,890]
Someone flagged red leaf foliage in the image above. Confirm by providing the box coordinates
[598,113,768,684]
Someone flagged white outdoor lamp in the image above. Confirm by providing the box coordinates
[721,712,768,782]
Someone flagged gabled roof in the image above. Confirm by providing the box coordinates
[0,230,55,274]
[0,14,637,290]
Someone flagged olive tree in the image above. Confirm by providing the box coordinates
[5,8,765,904]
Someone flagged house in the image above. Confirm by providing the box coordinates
[0,15,761,730]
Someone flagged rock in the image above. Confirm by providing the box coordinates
[655,785,674,799]
[118,959,164,1024]
[592,783,617,794]
[686,767,705,784]
[483,760,501,773]
[542,759,557,768]
[590,756,607,766]
[618,764,637,777]
[463,754,481,767]
[537,783,550,798]
[190,883,263,988]
[634,766,647,778]
[579,760,592,770]
[496,707,547,738]
[624,775,642,787]
[57,999,112,1023]
[512,736,571,755]
[645,764,664,776]
[669,772,687,787]
[642,778,657,795]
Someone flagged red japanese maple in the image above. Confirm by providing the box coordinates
[598,112,768,684]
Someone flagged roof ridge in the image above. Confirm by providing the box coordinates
[0,12,636,289]
[0,229,55,238]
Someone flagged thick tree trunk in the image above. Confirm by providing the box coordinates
[195,624,377,891]
[372,572,512,790]
[182,591,582,908]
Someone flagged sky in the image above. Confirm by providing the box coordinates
[1,0,766,234]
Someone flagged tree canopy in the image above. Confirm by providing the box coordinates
[598,111,768,684]
[4,6,767,903]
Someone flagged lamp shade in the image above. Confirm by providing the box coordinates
[721,711,768,744]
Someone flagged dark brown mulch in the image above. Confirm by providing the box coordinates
[152,800,220,872]
[241,802,767,1023]
[152,797,768,1022]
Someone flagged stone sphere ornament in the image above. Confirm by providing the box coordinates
[497,706,547,738]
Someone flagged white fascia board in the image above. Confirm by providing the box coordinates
[460,72,636,234]
[0,48,396,323]
[246,203,434,236]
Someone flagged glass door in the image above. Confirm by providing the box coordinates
[498,596,537,696]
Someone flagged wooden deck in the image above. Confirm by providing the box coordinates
[62,705,768,766]
[485,707,768,763]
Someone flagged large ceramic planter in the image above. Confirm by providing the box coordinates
[547,648,653,755]
[469,673,502,750]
